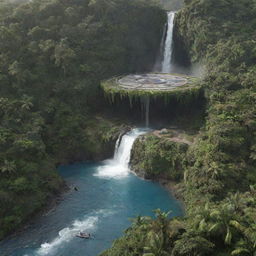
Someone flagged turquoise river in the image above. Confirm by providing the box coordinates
[0,129,182,256]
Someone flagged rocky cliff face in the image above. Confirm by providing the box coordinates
[172,11,192,67]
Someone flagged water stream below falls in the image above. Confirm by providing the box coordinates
[0,128,182,256]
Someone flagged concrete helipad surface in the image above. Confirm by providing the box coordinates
[101,73,200,99]
[118,74,188,91]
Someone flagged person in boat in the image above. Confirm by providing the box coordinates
[77,232,91,238]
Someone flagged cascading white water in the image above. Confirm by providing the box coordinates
[161,11,175,73]
[95,129,148,179]
[141,96,150,128]
[145,97,150,128]
[36,209,113,256]
[37,216,98,255]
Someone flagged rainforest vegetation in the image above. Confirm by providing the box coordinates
[0,0,165,239]
[130,134,189,181]
[101,0,256,255]
[1,0,256,255]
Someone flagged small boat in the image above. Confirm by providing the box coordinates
[76,232,91,239]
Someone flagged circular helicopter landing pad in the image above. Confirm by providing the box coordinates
[118,74,188,91]
[101,73,200,98]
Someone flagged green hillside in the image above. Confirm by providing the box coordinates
[101,0,256,255]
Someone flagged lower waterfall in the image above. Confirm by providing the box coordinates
[95,128,148,179]
[0,128,182,256]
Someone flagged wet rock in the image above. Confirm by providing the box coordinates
[159,128,168,134]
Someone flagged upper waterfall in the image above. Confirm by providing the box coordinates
[161,12,175,73]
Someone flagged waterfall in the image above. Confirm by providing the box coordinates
[145,97,150,128]
[140,96,150,127]
[95,129,148,179]
[161,11,175,73]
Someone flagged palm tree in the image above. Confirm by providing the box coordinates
[1,160,16,175]
[153,209,172,247]
[231,239,255,256]
[227,192,245,212]
[208,203,241,245]
[21,96,33,111]
[143,231,168,256]
[193,203,212,232]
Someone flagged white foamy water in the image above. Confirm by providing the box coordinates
[95,129,148,179]
[162,12,175,73]
[36,216,97,256]
[30,209,115,256]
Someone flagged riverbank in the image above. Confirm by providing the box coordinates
[131,160,186,210]
[158,179,185,203]
[2,183,69,241]
[0,116,131,241]
[130,128,194,181]
[129,127,198,210]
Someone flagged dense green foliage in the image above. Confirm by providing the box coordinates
[2,0,256,254]
[0,0,165,239]
[131,134,188,181]
[102,0,256,255]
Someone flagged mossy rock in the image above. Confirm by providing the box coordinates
[130,133,189,181]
